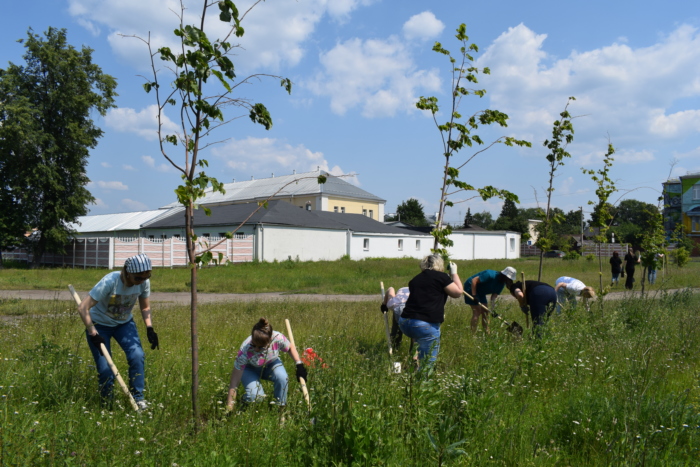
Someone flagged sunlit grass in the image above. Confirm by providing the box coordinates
[1,291,699,465]
[1,256,698,294]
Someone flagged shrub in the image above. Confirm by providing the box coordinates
[563,251,580,261]
[585,254,596,261]
[670,247,690,267]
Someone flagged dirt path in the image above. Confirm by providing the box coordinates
[1,287,698,305]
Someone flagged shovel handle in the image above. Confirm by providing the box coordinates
[68,285,139,411]
[285,319,311,411]
[521,272,530,329]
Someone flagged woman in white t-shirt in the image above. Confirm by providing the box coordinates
[554,276,596,313]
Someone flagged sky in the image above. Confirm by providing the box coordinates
[2,0,700,224]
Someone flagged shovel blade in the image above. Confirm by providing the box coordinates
[508,321,524,336]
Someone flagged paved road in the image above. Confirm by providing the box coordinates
[1,287,697,305]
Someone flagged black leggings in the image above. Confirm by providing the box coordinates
[625,268,635,290]
[528,286,557,327]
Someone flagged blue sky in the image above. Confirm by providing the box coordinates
[2,0,699,224]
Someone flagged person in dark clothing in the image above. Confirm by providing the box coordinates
[609,251,622,286]
[399,254,463,370]
[622,247,640,290]
[509,280,557,335]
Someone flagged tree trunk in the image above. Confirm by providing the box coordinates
[640,266,646,295]
[30,236,46,269]
[185,201,200,425]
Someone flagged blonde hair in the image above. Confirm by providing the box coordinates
[420,254,444,272]
[581,287,596,299]
[251,317,273,347]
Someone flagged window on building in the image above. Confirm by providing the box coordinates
[415,240,421,251]
[306,203,311,211]
[219,232,227,238]
[161,234,167,239]
[341,207,345,213]
[202,233,210,238]
[363,238,370,250]
[692,216,700,232]
[174,234,181,239]
[148,235,154,240]
[398,239,403,251]
[369,210,373,219]
[510,238,515,252]
[334,206,338,213]
[694,185,700,200]
[362,209,368,216]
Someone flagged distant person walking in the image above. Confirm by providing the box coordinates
[77,254,158,410]
[622,247,640,290]
[463,267,516,335]
[398,254,463,371]
[647,253,664,285]
[610,251,622,286]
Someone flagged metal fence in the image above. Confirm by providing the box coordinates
[2,236,254,269]
[520,241,629,257]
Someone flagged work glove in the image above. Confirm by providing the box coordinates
[295,362,308,382]
[449,262,458,275]
[380,303,389,313]
[147,327,159,350]
[90,333,106,356]
[520,305,530,315]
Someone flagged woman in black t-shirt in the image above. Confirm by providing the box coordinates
[609,251,622,286]
[622,247,640,290]
[399,254,463,370]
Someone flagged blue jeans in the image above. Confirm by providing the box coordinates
[86,319,145,401]
[398,318,441,367]
[240,359,289,406]
[648,269,657,284]
[555,288,577,314]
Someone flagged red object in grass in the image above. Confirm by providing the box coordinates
[301,348,328,368]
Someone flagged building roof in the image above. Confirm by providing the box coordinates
[144,200,419,235]
[160,170,385,208]
[69,209,175,233]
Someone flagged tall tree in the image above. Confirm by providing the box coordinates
[493,198,528,234]
[536,98,575,280]
[463,208,474,227]
[471,211,494,230]
[135,0,294,423]
[0,28,116,266]
[396,198,428,226]
[415,24,530,256]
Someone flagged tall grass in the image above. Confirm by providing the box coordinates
[1,256,698,294]
[1,291,699,465]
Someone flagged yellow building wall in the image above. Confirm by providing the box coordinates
[276,195,319,210]
[327,197,381,219]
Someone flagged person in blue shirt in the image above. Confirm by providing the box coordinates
[464,267,516,335]
[77,254,159,410]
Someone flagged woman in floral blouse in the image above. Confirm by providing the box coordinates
[226,318,307,411]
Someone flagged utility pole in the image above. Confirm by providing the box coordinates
[580,206,584,254]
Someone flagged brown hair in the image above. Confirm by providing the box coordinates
[581,287,596,299]
[251,318,273,347]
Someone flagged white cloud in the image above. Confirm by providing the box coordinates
[211,136,358,185]
[90,198,108,209]
[402,11,444,42]
[101,162,112,168]
[122,164,136,171]
[649,109,700,137]
[476,23,700,147]
[142,155,174,172]
[105,105,178,141]
[307,36,441,117]
[68,0,374,72]
[121,199,149,211]
[96,181,129,190]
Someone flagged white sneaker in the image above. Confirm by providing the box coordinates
[136,400,150,411]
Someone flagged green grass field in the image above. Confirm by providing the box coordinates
[1,256,698,294]
[1,287,699,465]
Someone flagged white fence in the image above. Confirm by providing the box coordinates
[2,236,254,269]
